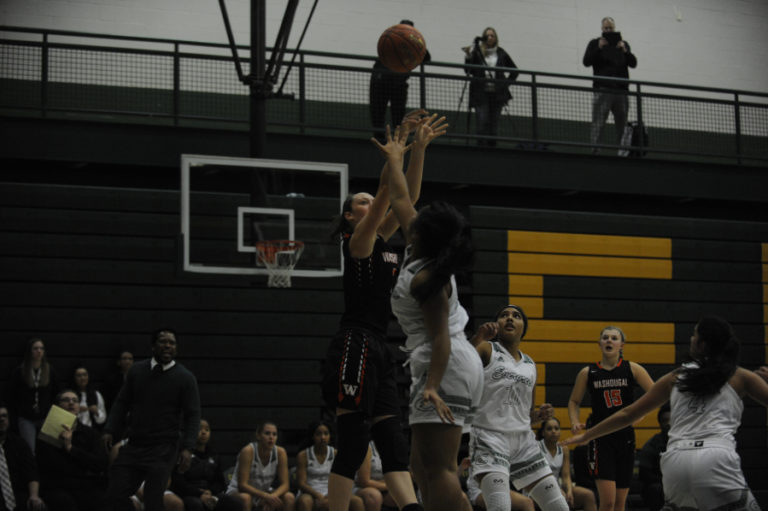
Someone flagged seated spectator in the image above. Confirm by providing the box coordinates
[537,418,596,511]
[0,403,45,511]
[461,457,533,511]
[103,350,134,412]
[225,420,296,510]
[170,418,229,510]
[72,364,107,429]
[353,442,386,511]
[637,404,670,511]
[296,421,363,511]
[36,389,108,511]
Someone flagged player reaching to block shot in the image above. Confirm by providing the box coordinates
[322,111,447,511]
[373,121,483,511]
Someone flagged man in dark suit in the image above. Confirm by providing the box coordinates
[102,328,201,511]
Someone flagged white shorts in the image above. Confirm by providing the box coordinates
[469,426,553,489]
[661,440,754,511]
[407,334,484,432]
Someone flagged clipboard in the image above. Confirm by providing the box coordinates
[37,405,77,448]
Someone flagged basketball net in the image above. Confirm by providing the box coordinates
[254,240,305,288]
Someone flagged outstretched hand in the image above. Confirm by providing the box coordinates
[371,124,411,160]
[401,108,429,134]
[413,114,449,150]
[571,422,586,435]
[560,432,588,447]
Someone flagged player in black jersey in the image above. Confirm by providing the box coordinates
[567,326,653,511]
[322,112,447,511]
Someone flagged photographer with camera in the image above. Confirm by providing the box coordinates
[583,17,637,153]
[463,27,518,147]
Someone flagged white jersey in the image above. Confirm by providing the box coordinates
[538,439,563,476]
[473,342,536,432]
[304,446,335,496]
[391,247,469,351]
[667,364,742,449]
[227,444,278,494]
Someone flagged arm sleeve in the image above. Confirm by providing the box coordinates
[181,372,202,450]
[93,391,107,425]
[210,454,228,495]
[624,42,637,68]
[502,50,519,82]
[583,39,599,67]
[104,367,133,435]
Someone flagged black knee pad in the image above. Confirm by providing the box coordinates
[371,416,410,473]
[331,413,371,479]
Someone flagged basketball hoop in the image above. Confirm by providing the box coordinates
[254,240,305,288]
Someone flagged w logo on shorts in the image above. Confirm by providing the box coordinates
[343,384,358,396]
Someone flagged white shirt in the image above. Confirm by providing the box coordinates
[77,389,107,427]
[473,342,537,432]
[227,444,278,493]
[391,246,469,351]
[667,363,742,448]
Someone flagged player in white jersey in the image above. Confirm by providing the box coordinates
[562,316,768,511]
[373,124,483,511]
[537,418,596,511]
[467,305,569,511]
[226,421,295,510]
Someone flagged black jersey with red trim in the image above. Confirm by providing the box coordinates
[339,234,399,335]
[588,358,636,427]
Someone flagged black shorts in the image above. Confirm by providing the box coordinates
[322,327,400,418]
[588,428,635,488]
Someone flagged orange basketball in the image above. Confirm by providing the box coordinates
[377,24,427,73]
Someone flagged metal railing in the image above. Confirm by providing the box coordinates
[1,26,767,164]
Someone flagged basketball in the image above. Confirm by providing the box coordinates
[377,24,427,73]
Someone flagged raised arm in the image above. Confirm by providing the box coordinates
[468,322,497,366]
[348,161,392,259]
[738,367,768,407]
[371,126,416,243]
[567,366,589,434]
[562,371,676,447]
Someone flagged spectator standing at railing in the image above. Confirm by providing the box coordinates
[370,20,431,143]
[583,17,637,153]
[463,27,518,147]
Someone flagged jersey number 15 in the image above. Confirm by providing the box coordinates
[603,389,623,408]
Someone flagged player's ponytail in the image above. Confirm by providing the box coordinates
[410,201,473,304]
[676,316,739,397]
[330,194,356,240]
